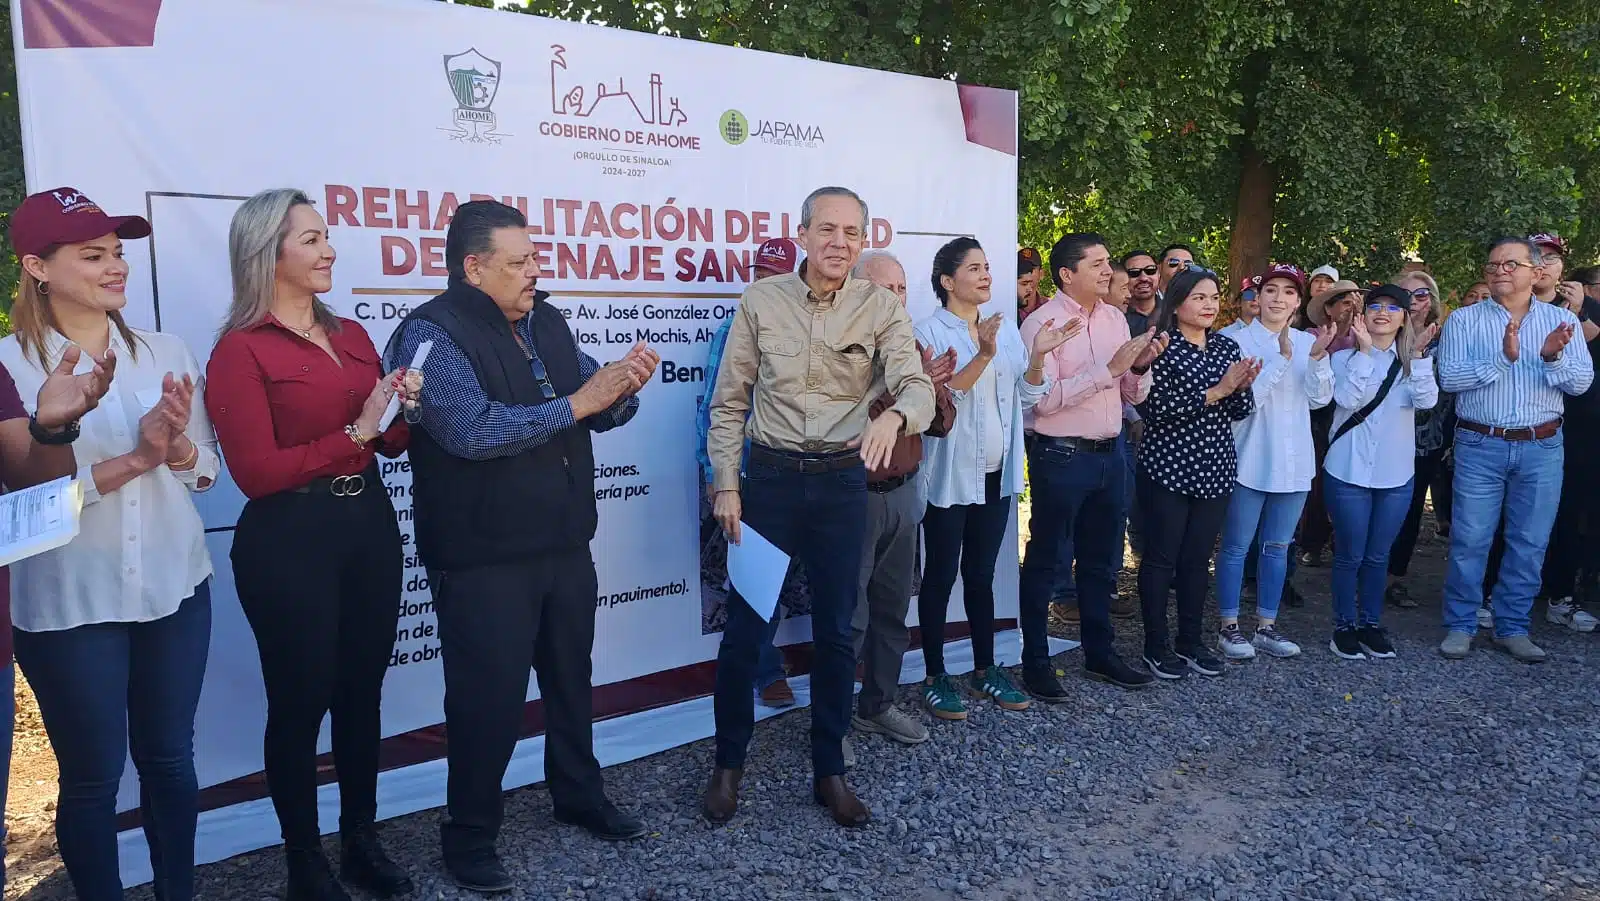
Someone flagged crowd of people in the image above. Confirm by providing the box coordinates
[0,180,1594,901]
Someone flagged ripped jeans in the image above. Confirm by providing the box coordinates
[1215,486,1310,622]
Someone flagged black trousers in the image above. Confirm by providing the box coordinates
[1138,479,1230,657]
[431,551,603,857]
[1543,426,1600,599]
[232,469,402,851]
[1389,449,1448,577]
[1299,406,1335,553]
[919,470,1011,676]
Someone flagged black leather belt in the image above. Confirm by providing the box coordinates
[868,470,915,494]
[1032,434,1119,454]
[292,472,370,497]
[748,443,860,474]
[1458,418,1561,442]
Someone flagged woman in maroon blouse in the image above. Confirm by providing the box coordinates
[206,189,420,901]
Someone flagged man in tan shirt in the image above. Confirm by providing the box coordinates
[702,186,934,829]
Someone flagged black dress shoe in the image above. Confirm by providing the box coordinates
[554,799,647,841]
[285,848,353,901]
[1085,654,1156,689]
[702,767,742,824]
[443,848,513,895]
[812,775,871,828]
[1021,666,1069,703]
[340,825,414,898]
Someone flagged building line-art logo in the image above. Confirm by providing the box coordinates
[549,44,688,128]
[443,48,510,143]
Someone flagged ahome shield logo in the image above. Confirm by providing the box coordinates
[719,110,749,145]
[442,48,510,143]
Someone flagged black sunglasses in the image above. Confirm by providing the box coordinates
[1165,257,1189,268]
[1125,265,1158,277]
[528,352,557,400]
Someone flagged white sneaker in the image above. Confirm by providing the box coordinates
[1218,624,1256,660]
[1252,626,1302,658]
[1476,606,1494,631]
[1546,598,1599,633]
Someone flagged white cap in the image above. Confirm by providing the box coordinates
[1310,264,1339,281]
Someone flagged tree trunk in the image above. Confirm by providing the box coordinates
[1228,139,1276,289]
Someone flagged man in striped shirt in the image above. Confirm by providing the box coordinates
[1437,236,1594,662]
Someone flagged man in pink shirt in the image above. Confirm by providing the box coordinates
[1019,233,1165,697]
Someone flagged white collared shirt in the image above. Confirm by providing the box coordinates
[0,328,218,631]
[1229,320,1335,493]
[915,307,1049,507]
[1326,346,1439,489]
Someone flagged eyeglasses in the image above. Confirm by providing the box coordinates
[1410,288,1432,299]
[528,351,557,400]
[1165,258,1189,269]
[1240,289,1257,302]
[1366,302,1405,313]
[1125,265,1158,277]
[1483,260,1538,275]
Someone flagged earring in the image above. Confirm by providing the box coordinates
[37,281,49,296]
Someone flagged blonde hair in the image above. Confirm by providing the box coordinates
[218,188,340,337]
[13,250,142,371]
[1394,270,1444,324]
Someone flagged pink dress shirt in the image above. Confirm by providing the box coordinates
[1021,294,1150,440]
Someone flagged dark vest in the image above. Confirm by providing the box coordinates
[398,281,596,570]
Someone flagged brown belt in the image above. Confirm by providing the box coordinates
[1458,418,1561,441]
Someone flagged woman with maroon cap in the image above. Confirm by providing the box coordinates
[1212,264,1338,662]
[0,186,215,901]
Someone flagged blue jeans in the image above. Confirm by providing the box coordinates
[1021,437,1127,667]
[1326,476,1413,629]
[1218,487,1309,622]
[1444,428,1564,637]
[714,449,866,777]
[755,615,785,691]
[13,582,212,901]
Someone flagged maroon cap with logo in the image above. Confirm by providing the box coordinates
[8,187,151,258]
[1238,274,1261,294]
[1529,232,1569,258]
[753,237,798,275]
[1257,263,1307,296]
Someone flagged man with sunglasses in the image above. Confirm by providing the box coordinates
[1572,266,1600,306]
[390,200,660,889]
[1157,243,1195,294]
[1437,236,1593,664]
[1221,276,1261,336]
[1121,251,1160,325]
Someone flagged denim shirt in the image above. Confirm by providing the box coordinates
[915,307,1050,507]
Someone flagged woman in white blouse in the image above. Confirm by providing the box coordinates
[0,190,217,901]
[1213,264,1337,661]
[1325,284,1439,660]
[913,237,1073,720]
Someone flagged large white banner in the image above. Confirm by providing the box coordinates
[13,0,1018,883]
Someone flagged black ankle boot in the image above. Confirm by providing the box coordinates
[341,825,415,898]
[285,848,352,901]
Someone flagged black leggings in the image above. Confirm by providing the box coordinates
[1389,449,1449,577]
[919,471,1012,676]
[1138,479,1229,656]
[232,470,402,850]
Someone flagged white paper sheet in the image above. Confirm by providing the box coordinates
[725,523,790,622]
[0,476,83,569]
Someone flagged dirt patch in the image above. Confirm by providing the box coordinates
[7,671,62,895]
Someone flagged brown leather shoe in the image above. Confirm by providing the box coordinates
[701,768,741,824]
[812,776,871,828]
[758,679,795,708]
[1110,593,1138,620]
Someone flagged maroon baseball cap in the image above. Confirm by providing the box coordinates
[8,187,151,258]
[1257,263,1307,296]
[1238,274,1261,294]
[754,237,798,275]
[1529,232,1569,258]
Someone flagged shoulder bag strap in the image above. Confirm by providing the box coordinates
[1329,355,1404,447]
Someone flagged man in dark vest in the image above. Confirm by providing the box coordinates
[388,200,658,894]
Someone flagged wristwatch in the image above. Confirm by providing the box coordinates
[29,414,79,445]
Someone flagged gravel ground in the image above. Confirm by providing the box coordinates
[20,520,1600,901]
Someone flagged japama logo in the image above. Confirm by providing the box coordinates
[719,109,825,149]
[442,48,510,144]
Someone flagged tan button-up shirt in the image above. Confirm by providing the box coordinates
[708,267,936,493]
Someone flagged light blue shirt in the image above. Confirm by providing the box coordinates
[1438,297,1593,428]
[915,308,1049,507]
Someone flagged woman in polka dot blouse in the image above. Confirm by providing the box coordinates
[1135,267,1260,680]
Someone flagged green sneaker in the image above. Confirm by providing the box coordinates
[970,667,1031,711]
[922,674,967,721]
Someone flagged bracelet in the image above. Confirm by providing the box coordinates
[169,442,199,470]
[345,423,370,448]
